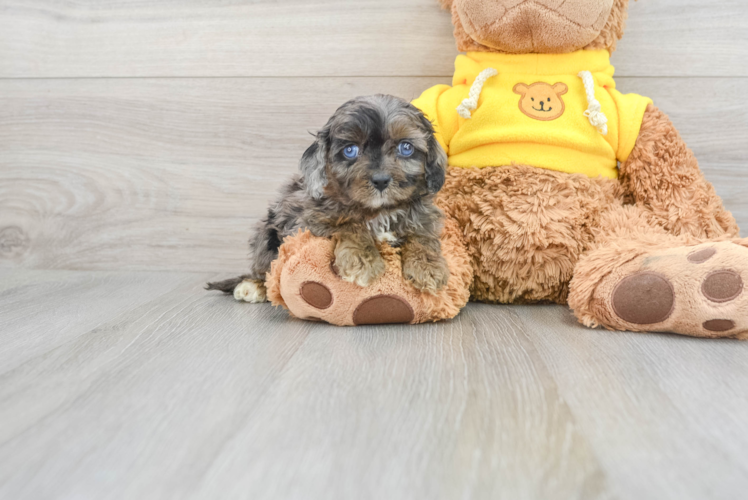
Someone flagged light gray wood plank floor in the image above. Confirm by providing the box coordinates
[2,0,748,498]
[1,270,747,500]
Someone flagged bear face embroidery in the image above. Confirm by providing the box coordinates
[513,82,569,121]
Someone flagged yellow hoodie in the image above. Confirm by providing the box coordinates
[412,50,652,179]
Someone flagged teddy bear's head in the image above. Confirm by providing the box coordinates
[438,0,630,54]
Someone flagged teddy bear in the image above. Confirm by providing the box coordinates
[267,0,747,338]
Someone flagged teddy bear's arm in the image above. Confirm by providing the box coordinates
[619,104,739,240]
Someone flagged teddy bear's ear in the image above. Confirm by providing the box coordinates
[585,0,631,52]
[437,0,454,10]
[513,83,529,95]
[553,83,569,96]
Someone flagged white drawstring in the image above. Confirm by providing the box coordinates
[456,68,498,119]
[578,71,608,135]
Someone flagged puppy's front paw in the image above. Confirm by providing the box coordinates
[334,245,386,288]
[403,257,450,294]
[233,279,268,303]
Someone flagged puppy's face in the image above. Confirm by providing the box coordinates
[300,95,447,210]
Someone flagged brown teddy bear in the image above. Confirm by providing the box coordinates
[269,0,747,338]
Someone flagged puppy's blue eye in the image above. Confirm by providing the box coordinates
[398,141,415,157]
[343,145,360,159]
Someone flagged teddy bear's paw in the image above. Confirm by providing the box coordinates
[272,230,470,326]
[351,295,415,325]
[402,256,450,295]
[233,279,268,303]
[601,241,748,339]
[277,241,421,326]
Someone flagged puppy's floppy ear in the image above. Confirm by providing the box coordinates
[425,134,448,194]
[299,127,330,200]
[414,109,448,194]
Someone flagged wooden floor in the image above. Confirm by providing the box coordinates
[2,1,748,499]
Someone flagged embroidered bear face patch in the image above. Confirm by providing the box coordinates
[513,82,568,121]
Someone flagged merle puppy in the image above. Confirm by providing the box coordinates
[207,94,450,303]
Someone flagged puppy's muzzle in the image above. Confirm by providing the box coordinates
[371,173,392,192]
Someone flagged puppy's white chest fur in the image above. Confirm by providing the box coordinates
[367,211,404,244]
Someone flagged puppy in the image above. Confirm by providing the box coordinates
[207,94,450,303]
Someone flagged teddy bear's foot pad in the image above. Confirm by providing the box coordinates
[612,272,675,325]
[352,295,415,325]
[600,241,748,338]
[300,282,333,309]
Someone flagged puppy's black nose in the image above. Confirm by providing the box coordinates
[371,173,392,192]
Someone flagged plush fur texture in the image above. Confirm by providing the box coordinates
[454,0,615,54]
[265,217,472,325]
[207,94,450,299]
[584,0,630,52]
[619,104,739,239]
[566,105,743,336]
[436,164,623,305]
[450,0,630,54]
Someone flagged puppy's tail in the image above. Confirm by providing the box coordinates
[205,275,253,294]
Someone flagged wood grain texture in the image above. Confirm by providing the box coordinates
[1,0,747,78]
[0,0,458,78]
[0,270,611,500]
[2,272,747,499]
[1,77,745,273]
[193,307,609,500]
[514,305,748,500]
[0,269,203,375]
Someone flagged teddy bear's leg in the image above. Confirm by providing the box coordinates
[569,204,748,339]
[620,104,739,239]
[264,220,472,326]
